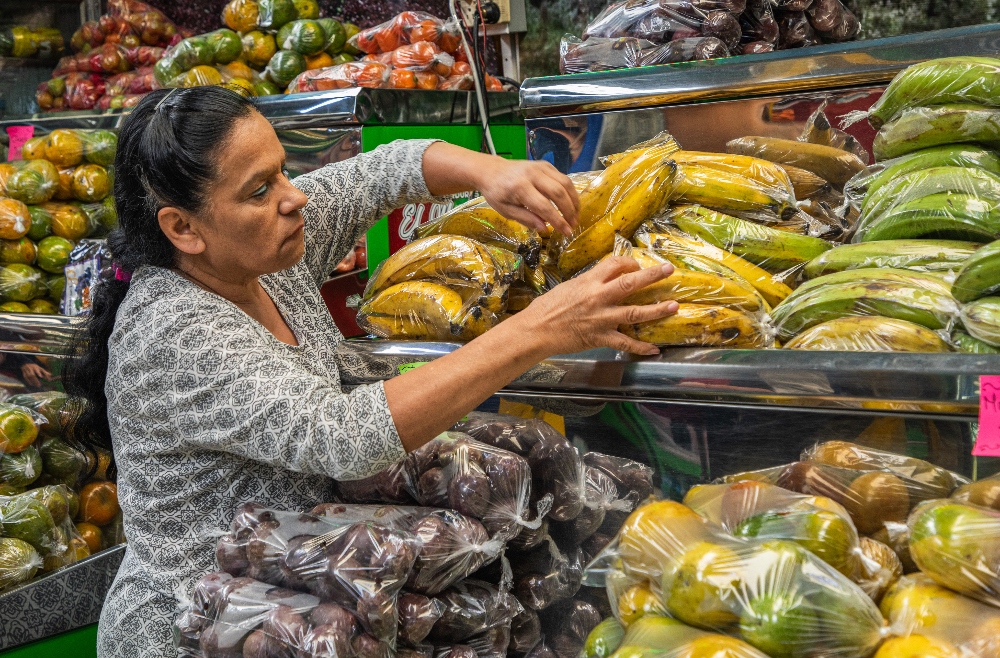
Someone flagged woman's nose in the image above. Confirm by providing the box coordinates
[279,183,309,216]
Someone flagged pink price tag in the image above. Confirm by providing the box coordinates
[973,376,1000,456]
[6,126,34,161]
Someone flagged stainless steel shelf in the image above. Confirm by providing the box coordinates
[519,23,1000,117]
[336,340,1000,417]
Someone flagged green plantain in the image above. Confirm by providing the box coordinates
[960,296,1000,346]
[873,104,1000,161]
[857,192,1000,243]
[953,330,1000,354]
[847,145,1000,203]
[804,240,980,278]
[951,239,1000,302]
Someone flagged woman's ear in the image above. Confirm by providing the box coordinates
[158,207,206,255]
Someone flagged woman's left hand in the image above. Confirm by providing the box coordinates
[476,158,580,237]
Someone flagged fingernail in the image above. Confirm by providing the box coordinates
[669,301,679,312]
[646,347,660,356]
[661,264,673,275]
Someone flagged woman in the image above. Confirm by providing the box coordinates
[67,87,678,657]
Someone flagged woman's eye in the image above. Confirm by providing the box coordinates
[251,183,268,197]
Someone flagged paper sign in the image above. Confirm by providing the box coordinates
[397,361,429,375]
[973,376,1000,456]
[6,126,34,161]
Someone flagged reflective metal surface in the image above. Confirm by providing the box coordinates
[278,128,362,178]
[0,89,523,133]
[337,340,1000,417]
[520,23,1000,117]
[0,312,81,355]
[526,87,882,172]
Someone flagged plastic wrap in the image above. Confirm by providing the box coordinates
[509,607,542,653]
[800,104,869,162]
[153,29,243,88]
[683,481,864,578]
[175,572,389,658]
[550,466,634,547]
[783,316,953,352]
[880,573,1000,656]
[670,155,796,221]
[538,599,603,658]
[908,499,1000,607]
[0,488,83,573]
[357,280,498,342]
[215,503,419,643]
[427,579,520,647]
[350,12,459,56]
[583,452,656,552]
[4,160,59,206]
[855,537,902,602]
[559,36,654,74]
[865,57,1000,131]
[584,0,744,48]
[607,615,770,657]
[666,205,831,275]
[108,0,182,48]
[221,0,301,33]
[398,592,445,646]
[770,268,961,341]
[960,296,1000,346]
[54,43,133,76]
[805,0,859,42]
[0,537,42,592]
[417,199,542,269]
[583,617,625,657]
[512,536,585,611]
[619,302,772,348]
[952,473,1000,511]
[727,136,866,186]
[591,500,886,658]
[873,105,1000,162]
[286,62,389,91]
[804,240,980,278]
[776,10,820,48]
[805,439,966,495]
[334,461,413,505]
[451,412,585,523]
[0,199,31,242]
[639,37,731,66]
[309,503,502,596]
[738,0,778,47]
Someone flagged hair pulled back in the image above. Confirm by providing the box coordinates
[64,87,257,464]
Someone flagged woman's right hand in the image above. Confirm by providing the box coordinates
[514,256,680,357]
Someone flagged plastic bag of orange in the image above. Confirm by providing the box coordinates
[0,199,32,241]
[439,74,473,91]
[349,11,449,55]
[390,41,455,77]
[285,61,389,92]
[77,481,120,527]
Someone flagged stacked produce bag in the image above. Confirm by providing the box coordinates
[574,439,1000,658]
[176,413,655,658]
[35,0,180,111]
[0,391,124,593]
[561,0,861,74]
[0,128,118,314]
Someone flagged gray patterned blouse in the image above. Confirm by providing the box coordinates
[97,139,441,658]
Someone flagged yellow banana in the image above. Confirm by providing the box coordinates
[622,248,764,312]
[359,281,472,341]
[640,227,794,307]
[506,282,537,312]
[671,151,795,196]
[417,198,541,266]
[620,304,768,348]
[364,235,504,300]
[576,132,680,232]
[558,160,677,277]
[783,316,952,352]
[781,164,832,199]
[672,165,795,218]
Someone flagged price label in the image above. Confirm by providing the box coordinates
[398,361,429,375]
[6,126,34,161]
[973,376,1000,456]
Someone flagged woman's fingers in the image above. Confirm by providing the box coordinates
[599,258,675,301]
[520,187,574,237]
[494,202,547,232]
[618,300,680,325]
[606,331,661,356]
[537,171,580,230]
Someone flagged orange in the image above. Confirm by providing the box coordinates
[0,199,31,240]
[44,129,84,168]
[21,137,47,161]
[415,71,438,90]
[78,481,120,526]
[70,164,111,202]
[75,522,103,553]
[304,52,333,70]
[0,404,39,454]
[54,167,75,200]
[0,163,15,196]
[389,69,416,89]
[47,202,89,240]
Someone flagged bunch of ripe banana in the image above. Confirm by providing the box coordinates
[356,233,522,341]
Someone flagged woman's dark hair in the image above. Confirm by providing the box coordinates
[64,87,257,471]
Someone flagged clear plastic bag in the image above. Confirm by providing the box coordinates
[873,105,1000,162]
[334,461,414,505]
[108,0,183,48]
[451,412,586,523]
[739,0,778,47]
[550,466,635,548]
[670,158,797,222]
[350,11,459,55]
[908,499,1000,607]
[0,488,80,571]
[805,0,859,43]
[308,503,503,596]
[608,615,770,658]
[510,607,542,653]
[357,280,498,342]
[539,598,603,658]
[865,57,1000,131]
[639,37,731,66]
[782,317,953,352]
[590,500,886,658]
[583,0,744,50]
[952,472,1000,511]
[0,27,64,59]
[770,268,961,342]
[427,578,521,646]
[214,503,419,644]
[960,296,1000,346]
[0,536,42,592]
[727,135,867,186]
[856,536,902,603]
[417,199,543,269]
[559,36,654,74]
[800,104,869,162]
[880,573,1000,657]
[286,62,390,92]
[175,572,390,658]
[804,240,981,279]
[776,10,820,48]
[53,43,133,76]
[513,535,585,611]
[398,591,445,646]
[582,617,625,657]
[152,29,243,88]
[583,452,657,554]
[683,481,865,579]
[4,160,59,206]
[403,432,538,540]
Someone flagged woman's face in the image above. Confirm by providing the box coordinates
[188,112,309,279]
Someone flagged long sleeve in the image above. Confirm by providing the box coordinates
[292,138,444,287]
[108,298,405,482]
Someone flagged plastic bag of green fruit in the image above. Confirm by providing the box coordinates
[222,0,313,33]
[952,472,1000,511]
[590,615,771,658]
[153,29,242,88]
[908,499,1000,607]
[878,573,1000,658]
[588,500,887,658]
[20,128,117,168]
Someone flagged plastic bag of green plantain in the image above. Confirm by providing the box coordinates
[804,240,981,279]
[769,267,961,342]
[587,500,886,658]
[951,238,1000,302]
[416,197,543,268]
[951,329,1000,353]
[872,104,1000,161]
[844,144,1000,206]
[857,56,1000,131]
[853,191,1000,243]
[959,295,1000,346]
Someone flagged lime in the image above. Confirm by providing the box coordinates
[38,436,84,480]
[0,302,29,313]
[36,236,73,274]
[319,18,346,55]
[739,594,818,658]
[22,486,69,525]
[174,36,213,70]
[0,445,43,488]
[293,0,320,19]
[259,0,297,30]
[0,264,41,302]
[46,275,65,303]
[0,537,41,590]
[27,299,57,314]
[27,206,53,241]
[82,130,117,167]
[209,29,242,64]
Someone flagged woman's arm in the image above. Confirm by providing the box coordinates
[384,256,679,451]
